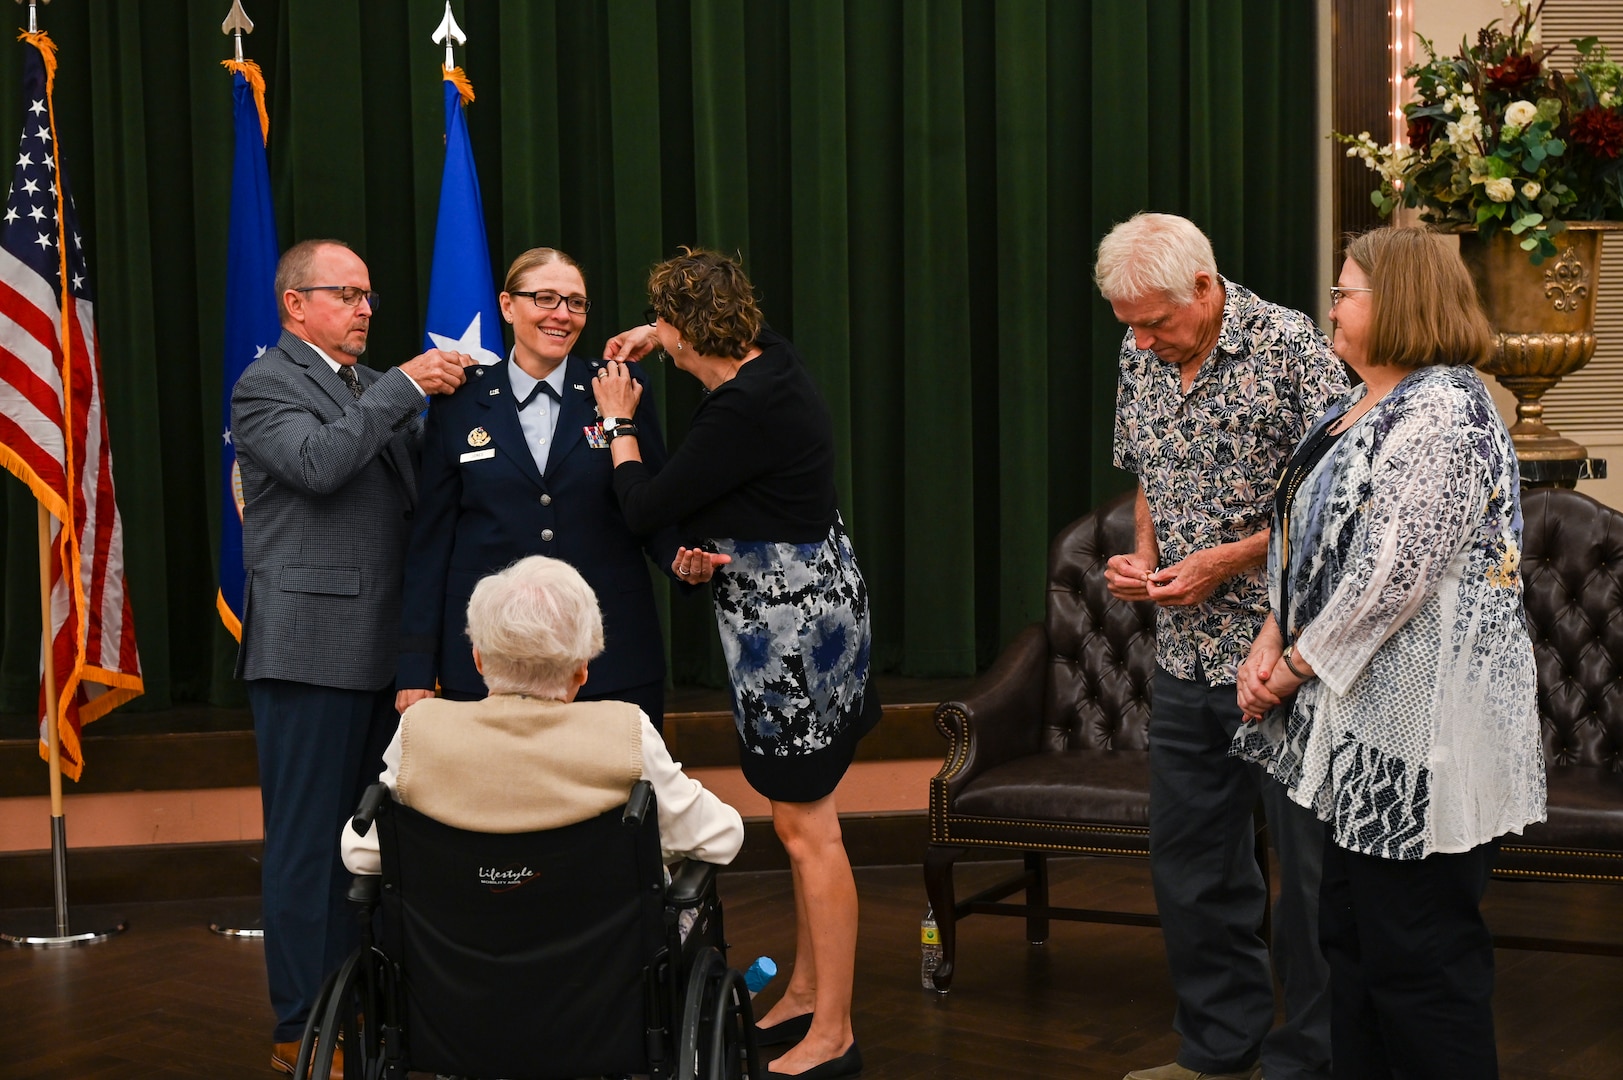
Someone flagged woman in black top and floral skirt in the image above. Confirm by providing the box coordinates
[595,249,878,1080]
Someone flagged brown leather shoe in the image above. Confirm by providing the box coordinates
[271,1039,344,1079]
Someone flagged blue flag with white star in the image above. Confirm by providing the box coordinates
[218,64,280,640]
[423,72,502,365]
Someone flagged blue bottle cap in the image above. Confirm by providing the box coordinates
[745,955,777,993]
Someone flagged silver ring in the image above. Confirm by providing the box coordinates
[678,567,690,576]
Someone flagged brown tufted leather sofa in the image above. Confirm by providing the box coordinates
[925,485,1623,990]
[924,492,1268,992]
[1497,486,1623,954]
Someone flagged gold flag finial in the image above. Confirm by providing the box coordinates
[221,0,254,64]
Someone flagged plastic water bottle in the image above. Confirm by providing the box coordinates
[920,908,943,991]
[745,955,777,999]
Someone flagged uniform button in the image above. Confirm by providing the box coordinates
[541,529,554,541]
[540,494,552,506]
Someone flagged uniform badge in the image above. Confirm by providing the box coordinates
[585,422,608,449]
[467,427,492,447]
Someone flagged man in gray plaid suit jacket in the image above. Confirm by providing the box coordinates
[230,239,473,1074]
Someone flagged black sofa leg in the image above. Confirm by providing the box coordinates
[923,844,962,992]
[1024,851,1049,945]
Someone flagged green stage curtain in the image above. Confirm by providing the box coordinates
[0,0,1317,718]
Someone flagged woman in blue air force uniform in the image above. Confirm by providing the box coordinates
[396,247,700,730]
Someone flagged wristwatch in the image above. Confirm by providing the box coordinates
[603,416,639,440]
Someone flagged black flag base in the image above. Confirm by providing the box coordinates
[0,816,127,948]
[207,901,264,939]
[0,905,127,948]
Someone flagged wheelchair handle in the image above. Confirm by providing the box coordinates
[351,782,389,836]
[622,779,655,827]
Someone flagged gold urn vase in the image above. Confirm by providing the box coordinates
[1457,222,1621,461]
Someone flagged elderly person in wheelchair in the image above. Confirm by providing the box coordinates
[306,556,750,1080]
[342,554,742,875]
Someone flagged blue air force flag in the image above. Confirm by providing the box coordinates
[424,70,502,365]
[217,62,280,639]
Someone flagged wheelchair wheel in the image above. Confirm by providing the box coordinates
[296,944,388,1080]
[292,958,346,1076]
[678,947,761,1080]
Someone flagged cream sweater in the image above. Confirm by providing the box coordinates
[342,694,743,870]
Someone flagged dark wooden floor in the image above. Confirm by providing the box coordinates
[2,859,1620,1079]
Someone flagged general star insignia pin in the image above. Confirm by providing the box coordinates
[467,427,492,447]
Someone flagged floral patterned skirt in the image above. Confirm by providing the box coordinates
[709,516,881,802]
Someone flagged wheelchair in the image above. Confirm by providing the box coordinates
[295,779,761,1080]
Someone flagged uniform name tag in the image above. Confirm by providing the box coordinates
[460,448,496,463]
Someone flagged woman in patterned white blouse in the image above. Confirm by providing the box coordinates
[1233,227,1545,1079]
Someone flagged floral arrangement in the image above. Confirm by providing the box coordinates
[1340,0,1623,264]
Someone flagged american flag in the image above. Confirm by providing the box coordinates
[0,33,141,780]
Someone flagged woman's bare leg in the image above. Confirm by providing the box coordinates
[755,861,818,1027]
[763,793,857,1074]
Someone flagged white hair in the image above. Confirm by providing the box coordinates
[1093,212,1219,305]
[465,556,604,699]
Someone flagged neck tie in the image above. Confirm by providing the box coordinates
[337,364,364,400]
[517,379,562,411]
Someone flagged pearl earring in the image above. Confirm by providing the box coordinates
[676,340,684,351]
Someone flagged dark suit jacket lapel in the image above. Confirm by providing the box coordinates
[545,355,599,481]
[476,360,546,491]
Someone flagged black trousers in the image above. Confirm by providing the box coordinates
[1149,667,1331,1080]
[1319,834,1500,1079]
[249,678,398,1042]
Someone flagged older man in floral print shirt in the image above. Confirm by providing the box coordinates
[1096,213,1347,1080]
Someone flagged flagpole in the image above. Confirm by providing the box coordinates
[0,509,128,949]
[40,502,67,934]
[208,0,268,940]
[423,3,503,368]
[0,0,128,953]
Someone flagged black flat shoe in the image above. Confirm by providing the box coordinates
[753,1010,813,1047]
[764,1040,862,1080]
